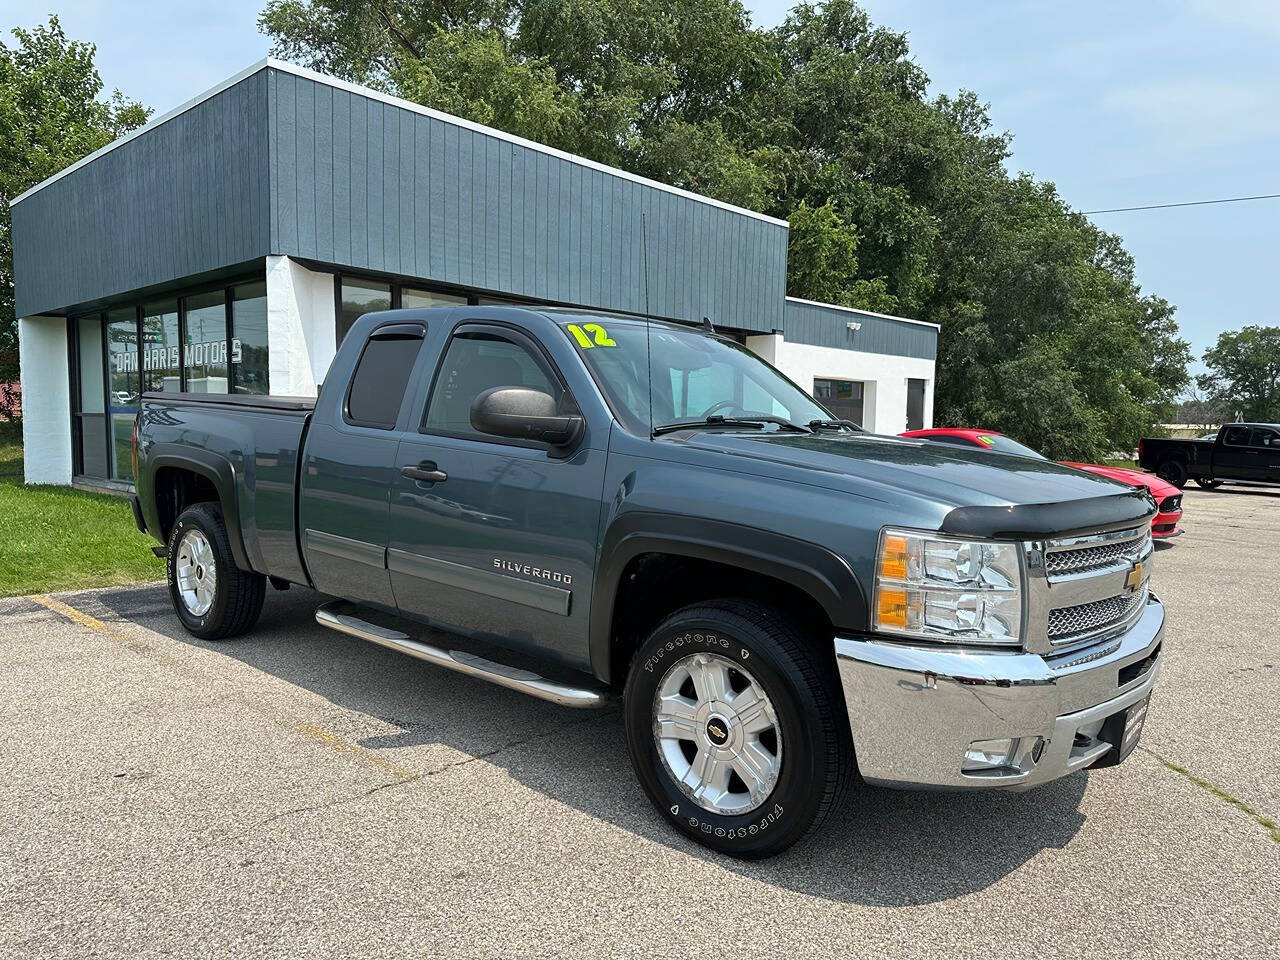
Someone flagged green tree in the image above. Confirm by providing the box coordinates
[1197,326,1280,423]
[0,15,149,420]
[258,0,1191,459]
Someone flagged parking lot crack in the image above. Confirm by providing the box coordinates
[1142,747,1280,844]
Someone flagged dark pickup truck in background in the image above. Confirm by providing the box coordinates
[132,304,1166,858]
[1139,423,1280,489]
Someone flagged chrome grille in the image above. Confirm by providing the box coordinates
[1048,589,1146,642]
[1044,528,1147,578]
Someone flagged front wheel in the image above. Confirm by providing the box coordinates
[623,600,854,859]
[1195,477,1223,490]
[166,502,266,640]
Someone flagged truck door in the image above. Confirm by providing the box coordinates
[298,322,427,610]
[1214,424,1256,480]
[1247,426,1280,481]
[387,321,606,668]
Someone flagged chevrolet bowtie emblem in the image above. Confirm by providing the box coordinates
[1125,559,1146,593]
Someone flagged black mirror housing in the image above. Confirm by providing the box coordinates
[470,386,584,452]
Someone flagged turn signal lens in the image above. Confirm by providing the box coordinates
[879,535,909,580]
[877,587,908,628]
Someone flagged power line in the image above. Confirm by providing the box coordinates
[1083,193,1280,215]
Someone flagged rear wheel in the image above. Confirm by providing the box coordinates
[1195,477,1223,490]
[1156,458,1188,488]
[623,599,854,859]
[166,502,266,640]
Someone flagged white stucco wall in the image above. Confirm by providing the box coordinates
[747,333,934,435]
[265,255,337,396]
[18,315,73,485]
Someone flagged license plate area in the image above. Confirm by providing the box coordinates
[1092,694,1151,768]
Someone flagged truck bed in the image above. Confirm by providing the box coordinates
[136,391,313,585]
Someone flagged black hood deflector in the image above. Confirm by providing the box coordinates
[941,489,1155,540]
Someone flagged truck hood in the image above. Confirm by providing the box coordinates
[680,431,1155,539]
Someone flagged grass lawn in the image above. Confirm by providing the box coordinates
[0,424,163,598]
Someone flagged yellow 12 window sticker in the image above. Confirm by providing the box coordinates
[567,323,617,349]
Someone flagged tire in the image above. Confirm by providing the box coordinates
[1156,458,1188,488]
[623,599,854,859]
[166,502,266,640]
[1195,477,1223,490]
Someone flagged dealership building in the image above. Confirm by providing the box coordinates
[13,59,937,488]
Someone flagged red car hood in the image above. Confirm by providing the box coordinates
[1059,462,1179,500]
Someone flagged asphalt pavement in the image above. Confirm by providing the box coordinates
[1,484,1277,959]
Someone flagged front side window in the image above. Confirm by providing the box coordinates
[561,317,830,434]
[1250,428,1279,449]
[424,330,560,439]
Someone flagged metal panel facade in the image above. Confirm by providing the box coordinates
[13,61,789,332]
[783,298,937,360]
[266,67,787,330]
[12,71,271,319]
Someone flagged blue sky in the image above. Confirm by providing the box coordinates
[3,1,1276,372]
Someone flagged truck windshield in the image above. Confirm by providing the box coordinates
[559,318,833,435]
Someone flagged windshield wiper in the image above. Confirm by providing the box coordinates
[652,414,812,437]
[808,418,863,433]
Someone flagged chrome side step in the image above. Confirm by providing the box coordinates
[314,601,610,709]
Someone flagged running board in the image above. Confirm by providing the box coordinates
[314,601,610,709]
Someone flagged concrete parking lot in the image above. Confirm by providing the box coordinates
[2,485,1278,959]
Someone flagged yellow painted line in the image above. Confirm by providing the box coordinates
[29,594,113,632]
[295,724,420,782]
[29,592,423,785]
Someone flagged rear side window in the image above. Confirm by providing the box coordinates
[345,329,424,429]
[1223,426,1250,446]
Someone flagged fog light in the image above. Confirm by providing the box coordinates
[963,738,1020,772]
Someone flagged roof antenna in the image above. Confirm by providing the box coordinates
[701,315,715,334]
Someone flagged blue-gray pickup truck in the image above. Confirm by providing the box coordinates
[133,305,1165,858]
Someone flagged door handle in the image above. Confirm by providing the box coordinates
[401,461,448,483]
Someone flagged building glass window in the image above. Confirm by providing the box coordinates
[183,290,228,393]
[106,308,140,481]
[813,378,864,427]
[339,279,391,342]
[76,316,108,478]
[231,281,269,394]
[401,287,466,310]
[142,300,181,393]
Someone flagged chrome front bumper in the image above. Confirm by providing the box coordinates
[835,595,1165,790]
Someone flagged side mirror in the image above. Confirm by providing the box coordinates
[470,386,584,452]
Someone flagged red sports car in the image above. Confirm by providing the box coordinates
[901,428,1183,539]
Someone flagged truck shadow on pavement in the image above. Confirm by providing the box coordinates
[85,583,1089,908]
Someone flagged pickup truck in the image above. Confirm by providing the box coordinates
[1139,423,1280,489]
[133,305,1166,858]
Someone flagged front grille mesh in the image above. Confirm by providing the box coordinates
[1048,590,1145,641]
[1045,537,1143,578]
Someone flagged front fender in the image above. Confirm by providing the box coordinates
[588,511,867,684]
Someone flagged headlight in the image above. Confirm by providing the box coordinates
[873,527,1023,644]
